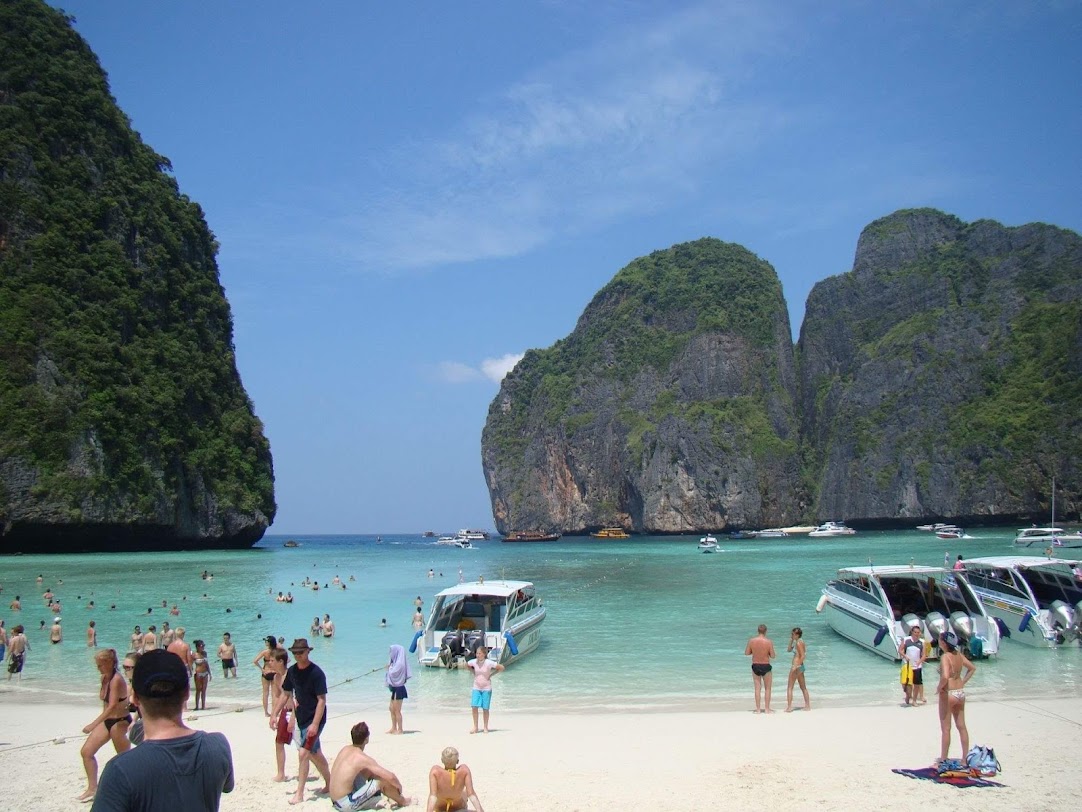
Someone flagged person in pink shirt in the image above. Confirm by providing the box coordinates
[465,646,504,734]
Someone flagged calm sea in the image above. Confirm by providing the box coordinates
[3,531,1081,715]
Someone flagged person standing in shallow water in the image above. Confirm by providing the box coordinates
[745,624,776,714]
[466,646,504,734]
[785,627,810,712]
[385,644,411,735]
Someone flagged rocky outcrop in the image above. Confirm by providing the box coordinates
[0,1,274,551]
[483,210,1082,534]
[482,238,802,535]
[798,208,1082,524]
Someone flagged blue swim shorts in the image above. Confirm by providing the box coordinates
[471,689,492,710]
[388,684,408,700]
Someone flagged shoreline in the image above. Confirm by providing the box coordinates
[2,696,1081,811]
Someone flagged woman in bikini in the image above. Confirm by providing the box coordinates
[936,631,977,765]
[191,639,211,710]
[252,635,280,716]
[77,648,132,801]
[785,627,811,712]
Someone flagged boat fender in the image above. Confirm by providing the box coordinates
[992,617,1010,638]
[1018,610,1032,633]
[815,595,828,613]
[408,629,424,654]
[873,625,888,647]
[503,631,519,656]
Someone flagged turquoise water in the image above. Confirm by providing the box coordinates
[3,531,1081,714]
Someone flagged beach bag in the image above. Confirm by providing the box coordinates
[966,745,1001,776]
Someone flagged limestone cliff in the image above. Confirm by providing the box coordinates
[481,238,801,535]
[798,209,1082,524]
[0,1,275,551]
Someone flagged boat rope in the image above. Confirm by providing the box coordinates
[558,558,639,596]
[992,699,1082,728]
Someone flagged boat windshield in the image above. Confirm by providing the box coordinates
[1019,566,1082,608]
[877,574,982,617]
[429,593,507,633]
[505,586,539,624]
[964,565,1032,602]
[831,575,883,607]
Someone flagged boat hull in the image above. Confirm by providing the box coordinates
[822,596,907,661]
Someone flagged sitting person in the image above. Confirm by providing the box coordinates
[426,746,484,812]
[328,721,411,811]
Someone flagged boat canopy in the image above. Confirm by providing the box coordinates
[963,556,1081,569]
[432,580,534,599]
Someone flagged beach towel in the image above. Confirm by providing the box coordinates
[891,767,1004,788]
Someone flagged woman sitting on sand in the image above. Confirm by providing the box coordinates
[936,631,976,765]
[77,648,132,801]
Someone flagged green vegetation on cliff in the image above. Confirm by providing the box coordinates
[0,1,275,532]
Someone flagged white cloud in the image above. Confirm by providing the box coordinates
[481,353,525,383]
[336,1,790,271]
[437,352,525,385]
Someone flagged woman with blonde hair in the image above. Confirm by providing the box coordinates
[77,648,131,801]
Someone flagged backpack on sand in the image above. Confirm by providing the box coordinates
[966,745,1002,776]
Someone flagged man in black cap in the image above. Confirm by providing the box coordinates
[91,650,233,811]
[271,638,331,805]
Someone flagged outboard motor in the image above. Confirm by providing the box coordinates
[463,629,485,657]
[1050,600,1077,638]
[439,630,467,666]
[949,611,975,642]
[925,611,950,643]
[901,614,924,635]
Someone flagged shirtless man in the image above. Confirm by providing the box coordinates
[323,614,335,638]
[49,617,62,644]
[328,721,411,811]
[161,622,175,649]
[9,595,21,611]
[218,632,238,678]
[130,625,143,654]
[167,627,191,675]
[7,624,28,680]
[426,746,484,812]
[744,624,776,714]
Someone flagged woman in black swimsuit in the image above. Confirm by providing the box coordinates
[77,648,132,801]
[252,635,279,716]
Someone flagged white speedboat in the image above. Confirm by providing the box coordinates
[457,528,491,540]
[698,536,719,553]
[961,556,1082,647]
[935,526,964,540]
[809,522,857,537]
[917,522,953,532]
[753,529,789,538]
[435,536,474,549]
[816,565,1000,661]
[413,580,546,668]
[1013,527,1082,549]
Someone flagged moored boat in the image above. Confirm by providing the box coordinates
[502,531,562,543]
[414,580,546,668]
[458,529,491,541]
[753,528,789,538]
[809,521,857,537]
[816,565,1000,661]
[961,556,1082,646]
[698,535,719,553]
[590,527,630,539]
[1013,527,1082,549]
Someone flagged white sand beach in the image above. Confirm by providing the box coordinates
[1,692,1080,811]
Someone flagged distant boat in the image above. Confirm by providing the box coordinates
[283,539,300,548]
[422,531,436,538]
[917,523,953,532]
[590,527,630,539]
[809,522,857,538]
[698,535,719,553]
[1013,477,1082,548]
[502,531,562,543]
[935,526,964,540]
[436,536,475,549]
[753,528,789,538]
[458,529,491,541]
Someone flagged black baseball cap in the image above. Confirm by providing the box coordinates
[132,650,189,698]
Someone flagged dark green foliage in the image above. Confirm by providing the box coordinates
[0,0,275,527]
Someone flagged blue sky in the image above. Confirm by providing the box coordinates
[54,1,1082,534]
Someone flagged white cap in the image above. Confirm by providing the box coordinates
[54,616,61,622]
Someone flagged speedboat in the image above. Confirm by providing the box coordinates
[413,580,546,668]
[590,526,630,539]
[435,536,474,549]
[458,529,491,540]
[816,565,1000,661]
[960,556,1082,646]
[753,529,789,538]
[698,535,719,553]
[935,526,964,540]
[917,523,953,532]
[1013,527,1082,549]
[809,522,857,537]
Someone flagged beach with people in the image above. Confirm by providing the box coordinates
[3,533,1082,809]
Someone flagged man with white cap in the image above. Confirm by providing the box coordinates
[49,616,62,644]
